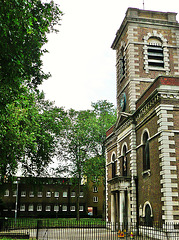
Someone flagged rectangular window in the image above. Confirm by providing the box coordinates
[93,196,98,203]
[21,191,26,197]
[37,192,43,197]
[62,205,67,211]
[70,206,75,211]
[54,205,59,212]
[46,191,51,198]
[29,191,34,197]
[45,205,51,211]
[4,189,9,197]
[13,190,17,197]
[79,205,84,212]
[20,204,25,212]
[71,191,75,197]
[37,204,42,212]
[28,204,34,212]
[54,192,59,198]
[63,191,67,198]
[93,186,98,193]
[79,192,84,198]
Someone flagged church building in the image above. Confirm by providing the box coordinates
[105,8,179,225]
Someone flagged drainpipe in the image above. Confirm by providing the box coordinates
[14,178,20,224]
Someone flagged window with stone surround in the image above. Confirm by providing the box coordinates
[37,204,42,212]
[111,153,116,178]
[143,31,169,74]
[122,145,128,176]
[116,43,126,81]
[142,131,150,172]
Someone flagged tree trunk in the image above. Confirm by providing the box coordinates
[76,176,80,221]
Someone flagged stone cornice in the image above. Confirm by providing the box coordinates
[111,8,178,50]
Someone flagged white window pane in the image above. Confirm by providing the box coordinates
[79,206,84,211]
[63,191,67,197]
[62,205,67,211]
[38,192,42,197]
[79,192,84,198]
[21,191,26,197]
[29,191,34,197]
[13,190,17,197]
[28,204,34,211]
[37,204,42,211]
[54,205,59,212]
[54,192,59,197]
[93,196,98,202]
[46,205,51,211]
[4,189,9,197]
[46,191,51,197]
[71,191,75,197]
[70,206,75,211]
[20,204,25,211]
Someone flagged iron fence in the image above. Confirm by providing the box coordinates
[0,219,178,239]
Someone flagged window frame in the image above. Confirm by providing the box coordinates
[4,189,9,197]
[54,204,59,212]
[62,205,67,212]
[29,191,34,197]
[45,205,51,212]
[21,191,26,197]
[143,32,169,74]
[70,205,76,212]
[71,191,76,198]
[93,196,98,203]
[37,204,42,212]
[20,204,25,212]
[63,191,67,198]
[54,192,59,198]
[46,191,51,198]
[93,186,98,193]
[37,192,43,198]
[142,130,151,174]
[28,204,34,212]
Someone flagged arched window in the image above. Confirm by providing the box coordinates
[122,145,127,176]
[143,131,150,171]
[143,31,169,74]
[111,153,116,178]
[120,47,125,78]
[116,42,126,81]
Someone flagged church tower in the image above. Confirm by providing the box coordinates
[106,8,179,226]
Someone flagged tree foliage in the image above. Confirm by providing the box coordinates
[0,0,62,91]
[55,100,116,219]
[0,87,67,177]
[0,0,64,177]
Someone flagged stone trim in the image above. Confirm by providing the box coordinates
[129,124,137,223]
[155,104,179,223]
[172,29,179,75]
[105,149,109,222]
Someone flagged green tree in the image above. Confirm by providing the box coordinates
[0,0,64,177]
[0,87,67,177]
[0,0,62,92]
[58,109,93,220]
[84,100,117,182]
[55,100,116,220]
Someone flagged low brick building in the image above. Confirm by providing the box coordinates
[0,177,104,218]
[105,8,179,225]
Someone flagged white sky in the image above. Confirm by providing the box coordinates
[40,0,179,110]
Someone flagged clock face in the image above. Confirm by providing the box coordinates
[120,92,126,112]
